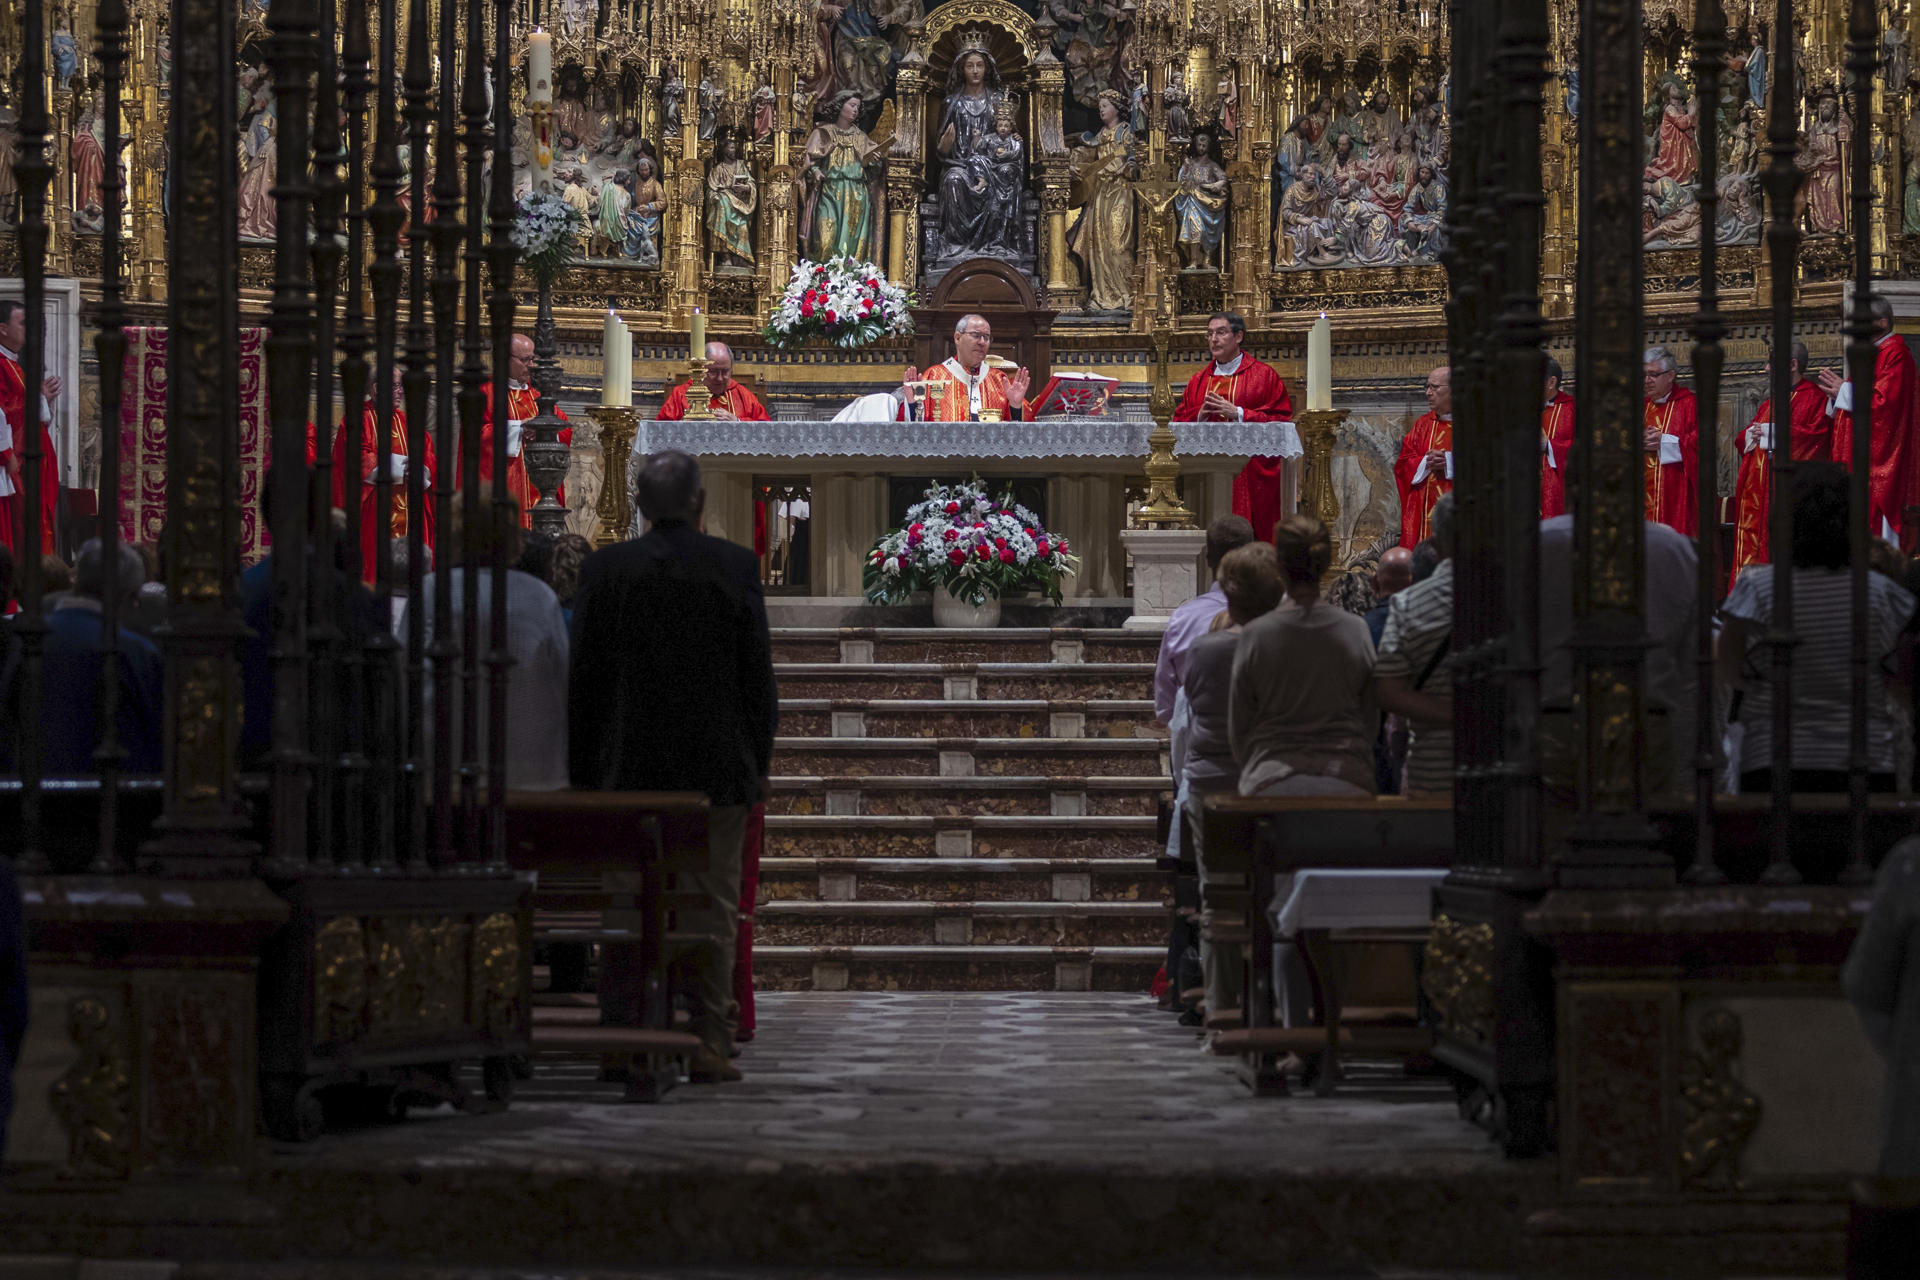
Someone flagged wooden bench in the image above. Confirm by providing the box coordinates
[504,789,714,1102]
[1200,795,1454,1096]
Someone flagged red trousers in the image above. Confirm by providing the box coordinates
[734,803,763,1039]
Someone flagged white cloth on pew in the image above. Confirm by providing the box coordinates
[1269,867,1447,1027]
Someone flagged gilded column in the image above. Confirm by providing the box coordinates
[147,0,253,870]
[49,84,75,274]
[667,47,708,324]
[1030,18,1075,306]
[887,32,928,286]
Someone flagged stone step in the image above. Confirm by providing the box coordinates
[776,698,1164,741]
[755,900,1167,948]
[774,662,1155,703]
[759,855,1163,903]
[763,813,1162,861]
[770,626,1162,666]
[771,736,1171,778]
[753,943,1165,992]
[767,775,1165,817]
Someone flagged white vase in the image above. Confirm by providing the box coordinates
[932,590,1002,629]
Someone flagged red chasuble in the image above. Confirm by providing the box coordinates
[336,406,436,584]
[1830,334,1920,543]
[1174,354,1293,542]
[0,353,58,554]
[1539,392,1576,519]
[1728,378,1833,588]
[478,382,573,530]
[1643,386,1698,535]
[905,360,1027,423]
[657,380,771,423]
[1394,411,1453,548]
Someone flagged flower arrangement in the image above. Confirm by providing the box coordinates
[764,257,914,350]
[512,191,585,287]
[864,480,1079,608]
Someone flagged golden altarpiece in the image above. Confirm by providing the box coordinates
[0,0,1909,594]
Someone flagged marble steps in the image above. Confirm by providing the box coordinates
[755,899,1167,948]
[773,661,1155,703]
[766,774,1166,817]
[762,813,1162,862]
[777,697,1165,741]
[771,735,1171,778]
[759,855,1163,904]
[770,625,1162,666]
[751,943,1165,992]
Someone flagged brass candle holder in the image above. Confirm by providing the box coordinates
[684,349,714,419]
[1295,406,1349,551]
[586,404,639,547]
[1133,323,1195,528]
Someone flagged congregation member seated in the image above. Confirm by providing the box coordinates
[1374,496,1455,798]
[1180,541,1282,1023]
[13,539,163,774]
[1718,462,1916,794]
[1229,514,1379,800]
[404,500,570,791]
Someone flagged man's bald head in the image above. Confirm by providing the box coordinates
[704,341,736,397]
[1373,545,1414,599]
[509,333,534,385]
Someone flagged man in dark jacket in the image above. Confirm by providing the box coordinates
[568,450,776,1082]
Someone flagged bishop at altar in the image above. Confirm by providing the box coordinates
[901,315,1033,422]
[480,334,572,529]
[657,343,770,422]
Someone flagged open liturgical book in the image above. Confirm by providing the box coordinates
[1029,371,1118,418]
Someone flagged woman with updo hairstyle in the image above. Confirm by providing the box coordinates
[1177,541,1283,1021]
[1229,514,1379,798]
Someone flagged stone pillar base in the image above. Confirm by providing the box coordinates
[1120,527,1209,631]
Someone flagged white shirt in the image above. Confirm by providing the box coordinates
[1829,330,1901,416]
[1647,392,1685,464]
[506,379,531,457]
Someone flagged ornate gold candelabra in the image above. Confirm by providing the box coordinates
[1133,322,1195,528]
[685,348,715,419]
[1295,406,1349,545]
[586,404,639,546]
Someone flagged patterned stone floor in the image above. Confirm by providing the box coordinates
[275,992,1502,1176]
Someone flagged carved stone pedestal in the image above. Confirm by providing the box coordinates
[1119,527,1209,631]
[12,877,289,1176]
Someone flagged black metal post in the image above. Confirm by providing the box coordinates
[264,0,319,874]
[15,0,52,871]
[91,0,132,873]
[337,0,373,868]
[458,0,493,866]
[366,0,405,869]
[1687,0,1727,885]
[486,0,517,870]
[428,0,463,869]
[402,0,433,867]
[1761,0,1801,885]
[308,0,345,870]
[1842,0,1878,884]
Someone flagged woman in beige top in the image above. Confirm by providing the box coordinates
[1229,515,1379,797]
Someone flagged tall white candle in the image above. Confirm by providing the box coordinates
[528,28,552,105]
[1307,312,1332,412]
[615,320,633,407]
[602,309,620,406]
[690,308,706,361]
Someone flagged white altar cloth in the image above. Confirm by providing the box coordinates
[631,418,1303,462]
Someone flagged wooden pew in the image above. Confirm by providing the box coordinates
[504,790,713,1101]
[1200,796,1453,1096]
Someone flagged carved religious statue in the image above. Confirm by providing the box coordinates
[803,90,890,263]
[813,0,924,101]
[1795,89,1849,235]
[708,133,759,272]
[71,83,107,232]
[1067,89,1138,313]
[1048,0,1133,111]
[1173,128,1228,271]
[624,155,667,267]
[931,38,1023,262]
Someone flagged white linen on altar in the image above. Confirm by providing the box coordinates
[832,391,905,423]
[629,417,1308,461]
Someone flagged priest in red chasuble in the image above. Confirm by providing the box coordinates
[479,333,573,529]
[1394,365,1453,547]
[0,300,63,555]
[1729,341,1833,586]
[1642,346,1698,535]
[336,367,436,584]
[1540,356,1576,519]
[1820,293,1920,544]
[899,314,1034,423]
[658,341,772,423]
[1175,311,1292,542]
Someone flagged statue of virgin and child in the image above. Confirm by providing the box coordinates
[929,37,1027,263]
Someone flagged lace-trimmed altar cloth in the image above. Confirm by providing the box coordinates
[630,418,1303,461]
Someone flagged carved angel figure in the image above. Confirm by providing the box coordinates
[802,91,890,264]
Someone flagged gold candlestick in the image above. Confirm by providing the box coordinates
[684,352,714,420]
[586,404,639,547]
[1295,406,1349,562]
[1133,323,1194,528]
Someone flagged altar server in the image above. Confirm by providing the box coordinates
[0,300,61,555]
[337,366,435,585]
[657,342,770,422]
[1394,365,1453,547]
[1175,311,1293,543]
[900,314,1033,422]
[479,333,572,529]
[1643,345,1698,535]
[1821,294,1920,544]
[1730,342,1832,587]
